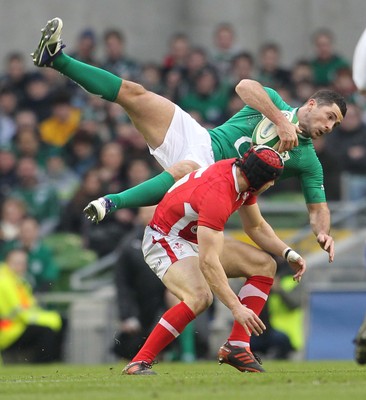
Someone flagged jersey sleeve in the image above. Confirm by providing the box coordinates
[243,192,258,205]
[298,148,326,203]
[264,87,293,111]
[197,182,235,231]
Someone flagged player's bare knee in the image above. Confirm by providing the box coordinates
[117,80,147,104]
[261,254,277,278]
[187,289,213,314]
[166,160,201,181]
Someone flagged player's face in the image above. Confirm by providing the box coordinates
[299,100,343,139]
[253,180,275,196]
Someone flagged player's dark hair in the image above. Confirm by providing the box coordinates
[235,145,284,192]
[309,89,347,117]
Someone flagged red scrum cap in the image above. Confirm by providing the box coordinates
[235,145,284,192]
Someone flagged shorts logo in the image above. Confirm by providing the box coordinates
[191,225,198,234]
[172,242,186,256]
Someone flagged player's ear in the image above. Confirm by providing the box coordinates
[307,98,316,110]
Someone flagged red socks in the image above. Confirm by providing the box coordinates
[132,301,195,364]
[228,275,273,347]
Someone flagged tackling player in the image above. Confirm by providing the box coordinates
[121,146,306,374]
[32,18,346,262]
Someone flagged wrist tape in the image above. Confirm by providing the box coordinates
[282,247,301,262]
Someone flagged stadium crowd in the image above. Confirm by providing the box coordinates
[1,22,366,362]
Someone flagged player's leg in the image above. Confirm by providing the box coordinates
[32,18,175,149]
[354,314,366,365]
[83,160,200,223]
[123,256,212,375]
[217,236,276,373]
[123,230,212,375]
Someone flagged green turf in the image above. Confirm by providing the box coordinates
[0,361,365,400]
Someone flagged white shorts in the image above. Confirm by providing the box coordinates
[353,27,366,91]
[148,105,215,169]
[142,226,199,280]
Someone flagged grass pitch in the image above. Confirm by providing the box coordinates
[0,360,365,400]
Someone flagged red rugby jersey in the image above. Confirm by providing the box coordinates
[149,158,257,244]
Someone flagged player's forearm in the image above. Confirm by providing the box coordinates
[199,255,240,311]
[235,79,287,125]
[245,220,289,258]
[307,202,331,236]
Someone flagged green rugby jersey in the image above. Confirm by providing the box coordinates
[208,87,325,203]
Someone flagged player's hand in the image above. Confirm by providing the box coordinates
[83,202,99,223]
[317,233,335,263]
[276,120,301,153]
[288,257,307,282]
[232,304,266,336]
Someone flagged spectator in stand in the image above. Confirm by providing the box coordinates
[12,157,60,235]
[266,257,304,358]
[140,63,164,94]
[0,88,16,146]
[41,66,69,95]
[161,67,187,103]
[185,47,211,90]
[59,168,105,234]
[78,94,110,145]
[0,52,31,103]
[94,141,127,194]
[125,158,153,188]
[310,28,350,87]
[225,89,245,119]
[120,123,160,168]
[179,65,229,125]
[227,51,255,89]
[0,86,18,119]
[331,67,358,104]
[292,80,317,107]
[14,109,38,131]
[20,73,52,122]
[102,28,140,80]
[0,217,59,293]
[0,197,26,243]
[70,28,99,66]
[68,29,100,107]
[64,130,98,178]
[0,248,64,363]
[162,33,191,76]
[326,102,366,201]
[39,90,81,147]
[112,206,166,360]
[0,146,17,203]
[312,135,342,201]
[211,22,241,79]
[256,42,291,89]
[290,59,314,87]
[87,157,154,258]
[12,126,51,168]
[45,150,80,207]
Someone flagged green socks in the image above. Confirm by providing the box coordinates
[106,170,175,209]
[178,322,196,362]
[53,53,122,102]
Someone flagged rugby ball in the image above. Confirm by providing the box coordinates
[252,110,298,150]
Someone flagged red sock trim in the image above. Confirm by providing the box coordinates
[228,275,273,344]
[132,302,195,363]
